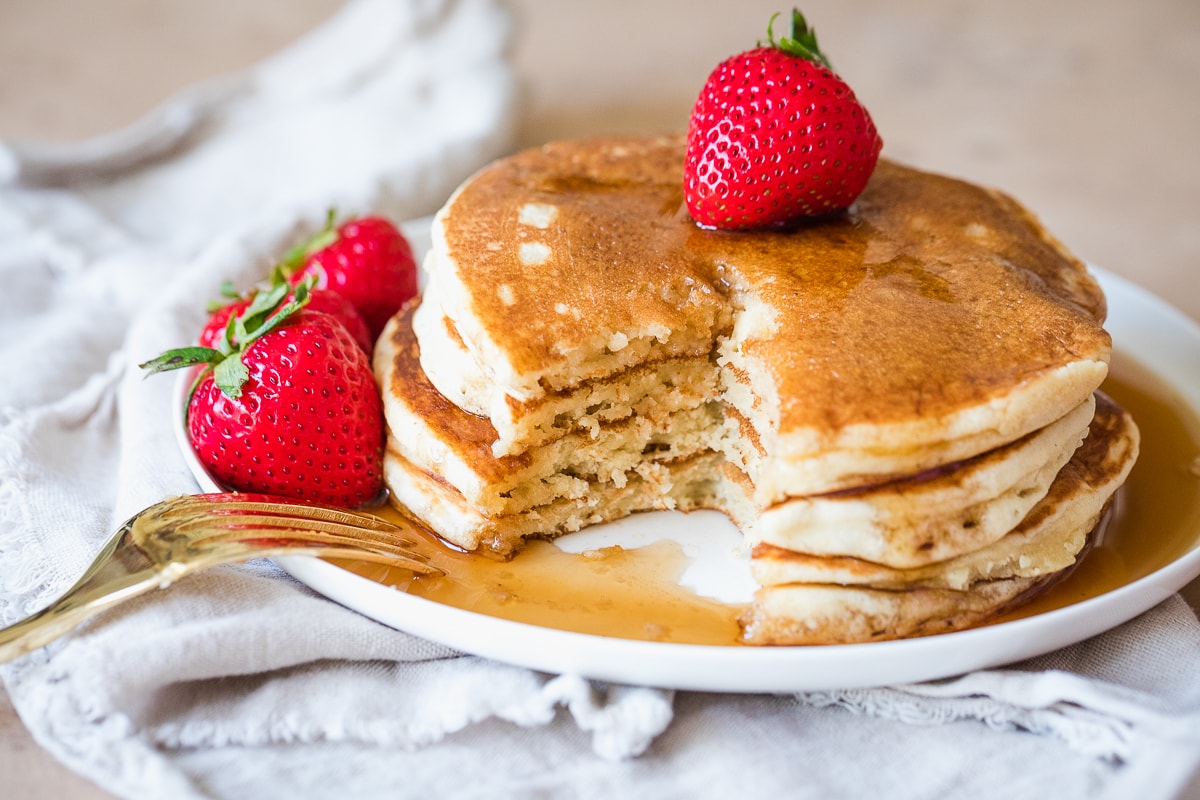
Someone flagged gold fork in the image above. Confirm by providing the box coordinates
[0,493,440,663]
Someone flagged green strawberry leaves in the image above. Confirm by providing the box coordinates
[212,351,250,398]
[761,9,833,70]
[140,346,224,373]
[138,344,242,399]
[232,268,308,350]
[280,209,340,272]
[207,280,244,312]
[140,272,315,399]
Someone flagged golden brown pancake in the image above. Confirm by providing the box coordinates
[378,135,1132,645]
[425,136,1110,503]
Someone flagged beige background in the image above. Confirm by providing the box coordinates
[0,1,1197,797]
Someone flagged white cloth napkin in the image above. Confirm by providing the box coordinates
[1,2,1199,798]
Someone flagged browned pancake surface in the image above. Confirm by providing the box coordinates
[380,301,530,481]
[439,136,1110,436]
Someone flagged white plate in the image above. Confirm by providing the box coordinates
[174,265,1200,692]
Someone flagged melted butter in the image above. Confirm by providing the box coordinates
[337,349,1200,644]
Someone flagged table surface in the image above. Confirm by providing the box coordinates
[1,1,1198,797]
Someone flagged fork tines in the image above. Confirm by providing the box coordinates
[151,494,440,573]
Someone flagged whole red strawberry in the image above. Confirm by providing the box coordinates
[142,284,385,508]
[200,271,373,355]
[284,212,417,342]
[684,9,882,230]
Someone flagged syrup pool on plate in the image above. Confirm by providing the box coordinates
[338,515,747,645]
[335,350,1200,645]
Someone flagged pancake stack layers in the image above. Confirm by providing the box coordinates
[375,135,1139,645]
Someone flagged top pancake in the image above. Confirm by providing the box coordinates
[427,135,1111,498]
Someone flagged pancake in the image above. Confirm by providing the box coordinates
[742,577,1052,646]
[750,394,1136,591]
[377,302,1125,570]
[742,394,1139,644]
[425,136,1110,503]
[377,134,1133,645]
[748,396,1096,569]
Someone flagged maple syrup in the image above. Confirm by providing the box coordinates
[337,350,1200,645]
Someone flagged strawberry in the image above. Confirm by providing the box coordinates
[283,212,418,342]
[142,282,385,508]
[201,271,373,355]
[684,9,882,230]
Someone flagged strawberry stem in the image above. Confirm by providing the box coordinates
[280,209,339,272]
[234,273,292,340]
[762,9,833,70]
[140,273,315,399]
[242,279,311,348]
[206,280,245,313]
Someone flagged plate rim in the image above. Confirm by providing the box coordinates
[173,265,1200,692]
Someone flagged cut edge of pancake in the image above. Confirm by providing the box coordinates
[383,443,754,557]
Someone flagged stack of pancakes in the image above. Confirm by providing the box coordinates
[374,135,1139,645]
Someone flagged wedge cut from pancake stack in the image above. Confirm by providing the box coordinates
[374,134,1139,645]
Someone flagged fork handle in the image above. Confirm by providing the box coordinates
[0,569,162,663]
